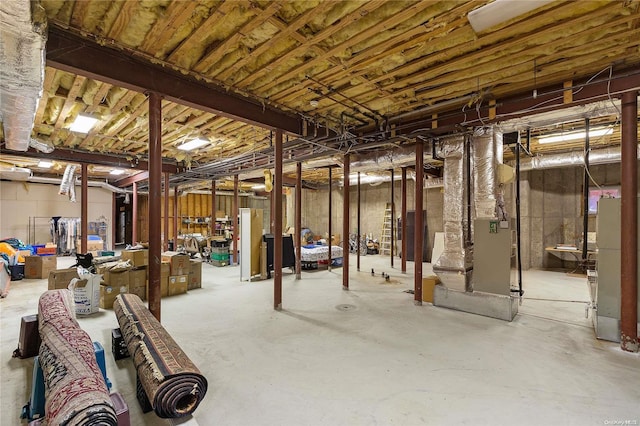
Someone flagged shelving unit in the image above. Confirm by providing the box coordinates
[214,217,234,239]
[180,216,211,235]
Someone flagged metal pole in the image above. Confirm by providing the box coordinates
[357,171,361,271]
[132,182,138,244]
[211,179,216,237]
[582,118,590,261]
[164,172,169,251]
[343,153,350,290]
[274,129,283,310]
[401,167,407,273]
[414,142,424,305]
[515,138,523,296]
[620,90,638,352]
[233,175,239,265]
[328,167,332,270]
[173,185,178,247]
[390,168,395,267]
[295,162,302,279]
[148,92,162,322]
[81,164,88,253]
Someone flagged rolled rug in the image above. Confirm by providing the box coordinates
[113,293,208,418]
[38,290,117,426]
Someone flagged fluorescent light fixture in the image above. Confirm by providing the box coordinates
[37,160,53,168]
[467,0,554,33]
[69,114,99,133]
[252,184,266,190]
[110,169,125,176]
[538,128,613,144]
[178,138,209,151]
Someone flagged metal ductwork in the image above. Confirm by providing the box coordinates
[0,0,47,151]
[0,163,32,180]
[433,135,473,292]
[349,146,419,173]
[472,127,503,218]
[26,175,129,194]
[519,144,640,171]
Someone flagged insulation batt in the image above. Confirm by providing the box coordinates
[0,0,47,151]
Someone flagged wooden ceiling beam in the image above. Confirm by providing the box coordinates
[35,68,57,124]
[139,1,199,53]
[107,1,139,40]
[85,81,112,114]
[53,75,86,130]
[46,26,302,134]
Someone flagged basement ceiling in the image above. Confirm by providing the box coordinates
[1,0,639,187]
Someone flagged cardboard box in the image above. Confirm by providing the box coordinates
[25,255,57,279]
[168,275,188,296]
[422,275,441,303]
[36,247,56,255]
[106,270,129,288]
[129,268,147,288]
[121,249,149,267]
[130,285,147,301]
[76,239,103,252]
[48,269,80,290]
[100,284,129,309]
[161,252,191,276]
[69,273,100,315]
[188,260,202,290]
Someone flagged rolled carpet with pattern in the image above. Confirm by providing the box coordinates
[38,290,117,425]
[113,293,208,418]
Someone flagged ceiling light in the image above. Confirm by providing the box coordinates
[467,0,554,33]
[37,160,53,168]
[178,138,209,151]
[310,100,319,108]
[69,114,99,133]
[110,169,125,175]
[538,128,613,144]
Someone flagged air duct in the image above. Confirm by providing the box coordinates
[433,135,473,292]
[0,164,32,180]
[472,127,503,218]
[519,144,640,171]
[0,0,47,151]
[349,146,419,172]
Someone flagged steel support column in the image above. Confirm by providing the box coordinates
[582,119,590,260]
[164,173,169,251]
[401,167,407,274]
[343,154,350,290]
[390,169,395,267]
[211,180,216,230]
[173,186,179,246]
[81,164,88,253]
[148,92,162,322]
[274,130,283,310]
[357,172,361,271]
[328,167,333,270]
[295,162,302,279]
[414,143,424,305]
[132,182,138,244]
[233,175,239,265]
[620,90,638,352]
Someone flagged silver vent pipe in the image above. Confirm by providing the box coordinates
[0,0,47,151]
[519,145,640,171]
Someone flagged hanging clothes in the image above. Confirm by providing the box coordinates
[50,217,81,254]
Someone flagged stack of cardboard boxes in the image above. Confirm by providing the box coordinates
[121,249,148,301]
[96,262,131,309]
[161,252,190,296]
[24,255,57,279]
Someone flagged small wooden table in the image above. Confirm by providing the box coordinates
[545,246,597,274]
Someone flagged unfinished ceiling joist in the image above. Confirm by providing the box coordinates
[46,27,302,135]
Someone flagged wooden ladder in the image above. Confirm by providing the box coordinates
[380,202,393,255]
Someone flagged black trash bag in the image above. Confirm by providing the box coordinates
[73,253,95,272]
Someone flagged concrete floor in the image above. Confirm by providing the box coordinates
[1,254,638,426]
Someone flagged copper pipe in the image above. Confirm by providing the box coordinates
[148,92,162,321]
[343,153,350,290]
[295,162,302,279]
[233,175,239,265]
[414,143,424,305]
[274,129,283,310]
[164,172,169,251]
[81,164,88,253]
[401,167,407,273]
[132,182,138,244]
[620,90,638,352]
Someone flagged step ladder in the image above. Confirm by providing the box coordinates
[380,203,393,256]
